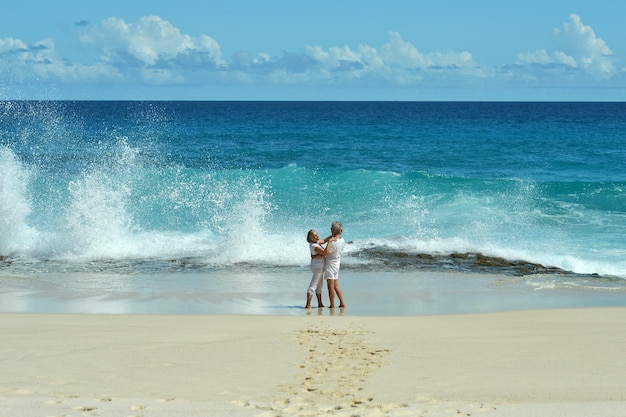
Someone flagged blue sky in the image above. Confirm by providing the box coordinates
[1,0,624,100]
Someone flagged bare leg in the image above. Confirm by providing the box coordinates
[315,293,325,308]
[305,292,312,309]
[335,282,346,308]
[327,279,336,308]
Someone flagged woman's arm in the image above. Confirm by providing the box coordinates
[311,239,333,258]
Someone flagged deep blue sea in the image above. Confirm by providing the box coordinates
[1,101,626,313]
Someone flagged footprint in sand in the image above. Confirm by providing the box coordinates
[156,397,175,403]
[237,323,393,416]
[73,406,97,412]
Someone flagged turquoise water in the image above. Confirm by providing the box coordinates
[1,101,625,314]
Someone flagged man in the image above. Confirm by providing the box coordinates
[324,222,345,308]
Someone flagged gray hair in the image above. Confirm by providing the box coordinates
[331,222,342,233]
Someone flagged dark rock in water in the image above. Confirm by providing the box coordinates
[351,247,573,276]
[475,254,514,267]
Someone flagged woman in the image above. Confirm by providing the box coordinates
[305,229,333,308]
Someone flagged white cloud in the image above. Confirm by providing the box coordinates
[379,32,429,68]
[254,53,270,65]
[79,15,225,72]
[0,37,56,72]
[517,14,614,78]
[304,44,375,78]
[0,36,120,83]
[0,37,28,53]
[552,51,578,68]
[516,49,577,67]
[1,13,622,98]
[518,49,552,65]
[556,14,613,75]
[301,32,478,84]
[380,32,475,70]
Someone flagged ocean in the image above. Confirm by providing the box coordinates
[1,101,625,314]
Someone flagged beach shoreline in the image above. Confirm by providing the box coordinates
[2,270,626,316]
[2,308,626,416]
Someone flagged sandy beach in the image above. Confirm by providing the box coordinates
[2,308,626,417]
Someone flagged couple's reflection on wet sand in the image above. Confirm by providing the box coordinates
[305,306,345,316]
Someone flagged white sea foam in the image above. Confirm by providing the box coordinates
[0,146,40,255]
[1,101,625,285]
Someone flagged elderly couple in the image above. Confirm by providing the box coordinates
[305,221,345,309]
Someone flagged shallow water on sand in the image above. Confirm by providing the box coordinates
[2,270,626,316]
